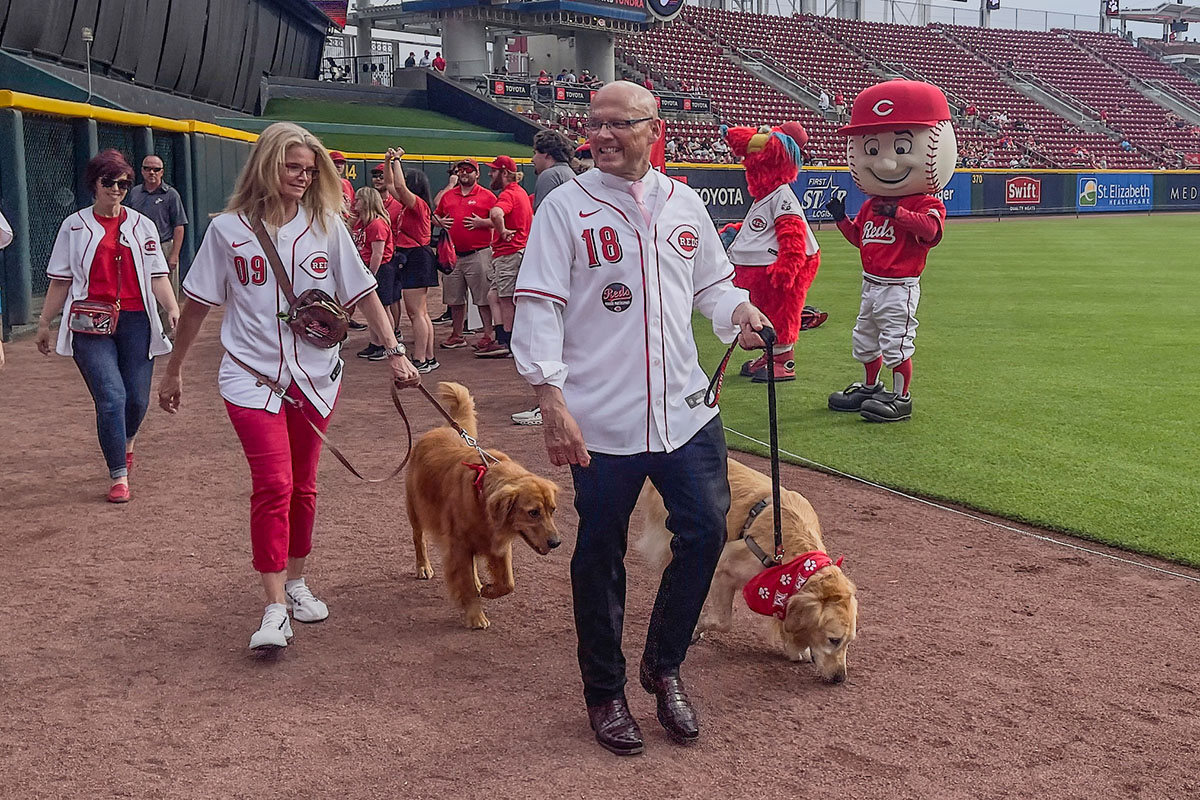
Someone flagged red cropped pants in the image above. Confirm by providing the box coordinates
[225,384,335,574]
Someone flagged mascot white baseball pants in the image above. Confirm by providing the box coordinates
[852,274,921,367]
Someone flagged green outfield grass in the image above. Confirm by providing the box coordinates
[700,214,1200,566]
[262,99,494,131]
[260,99,519,156]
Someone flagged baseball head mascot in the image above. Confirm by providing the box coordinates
[825,80,956,422]
[721,122,822,382]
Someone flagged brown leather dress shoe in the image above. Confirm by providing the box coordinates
[586,696,645,756]
[639,663,700,744]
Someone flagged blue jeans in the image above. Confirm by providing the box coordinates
[72,311,155,479]
[569,415,730,706]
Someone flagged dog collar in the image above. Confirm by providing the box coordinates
[462,461,487,497]
[742,550,844,620]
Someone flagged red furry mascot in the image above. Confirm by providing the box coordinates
[722,122,821,382]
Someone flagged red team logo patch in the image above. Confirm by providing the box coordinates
[601,282,633,313]
[749,216,768,232]
[144,240,157,254]
[668,224,700,259]
[302,252,330,278]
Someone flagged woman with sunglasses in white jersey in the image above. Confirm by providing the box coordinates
[36,149,180,504]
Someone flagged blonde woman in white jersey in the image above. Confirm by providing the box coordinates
[159,123,420,651]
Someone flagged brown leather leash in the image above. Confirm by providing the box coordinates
[229,354,498,481]
[229,353,413,482]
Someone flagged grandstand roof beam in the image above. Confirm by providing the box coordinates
[1112,3,1200,24]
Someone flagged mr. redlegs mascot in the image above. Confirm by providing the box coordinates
[826,80,957,422]
[723,122,821,382]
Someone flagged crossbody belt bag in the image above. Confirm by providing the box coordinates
[251,218,349,349]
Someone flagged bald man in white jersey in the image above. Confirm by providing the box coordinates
[512,82,771,756]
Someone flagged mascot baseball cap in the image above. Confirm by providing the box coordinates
[838,80,951,136]
[329,151,347,163]
[488,155,518,172]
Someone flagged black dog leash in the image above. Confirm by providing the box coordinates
[760,325,784,563]
[704,325,785,564]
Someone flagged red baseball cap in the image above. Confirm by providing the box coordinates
[838,80,951,136]
[372,162,386,173]
[453,158,479,172]
[329,151,347,163]
[488,155,518,172]
[575,142,592,157]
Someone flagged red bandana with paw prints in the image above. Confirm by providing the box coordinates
[743,550,841,619]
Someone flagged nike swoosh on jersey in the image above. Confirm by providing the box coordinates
[70,226,84,231]
[578,209,601,218]
[232,240,252,248]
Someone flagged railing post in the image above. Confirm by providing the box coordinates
[0,108,32,327]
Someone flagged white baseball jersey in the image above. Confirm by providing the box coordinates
[46,207,172,358]
[726,184,818,266]
[512,167,749,456]
[0,210,11,250]
[183,211,376,418]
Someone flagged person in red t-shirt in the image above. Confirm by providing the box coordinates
[433,159,497,349]
[383,147,440,373]
[34,149,180,503]
[350,186,395,361]
[432,52,446,72]
[462,155,532,358]
[329,151,355,213]
[825,80,958,423]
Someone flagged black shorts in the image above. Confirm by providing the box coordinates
[375,253,405,307]
[397,245,439,291]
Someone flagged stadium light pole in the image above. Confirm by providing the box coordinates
[81,27,94,104]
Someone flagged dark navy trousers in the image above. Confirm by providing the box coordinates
[569,415,730,706]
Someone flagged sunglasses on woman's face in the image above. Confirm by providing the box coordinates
[100,177,133,191]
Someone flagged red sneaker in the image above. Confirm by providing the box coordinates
[440,335,468,349]
[471,336,494,351]
[751,351,796,383]
[474,340,511,358]
[739,354,768,377]
[107,483,131,504]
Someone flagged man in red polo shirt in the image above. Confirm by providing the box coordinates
[434,158,497,349]
[471,155,532,358]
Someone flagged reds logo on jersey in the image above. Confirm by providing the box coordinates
[861,219,896,246]
[144,239,158,254]
[749,216,768,232]
[667,224,699,260]
[601,282,633,313]
[301,251,330,278]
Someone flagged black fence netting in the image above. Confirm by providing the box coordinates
[96,122,137,164]
[153,133,178,186]
[22,115,76,296]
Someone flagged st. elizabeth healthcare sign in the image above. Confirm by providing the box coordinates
[1077,173,1153,212]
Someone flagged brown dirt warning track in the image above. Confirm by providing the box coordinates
[2,309,1198,800]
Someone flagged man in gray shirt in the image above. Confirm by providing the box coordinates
[127,155,188,290]
[531,130,578,212]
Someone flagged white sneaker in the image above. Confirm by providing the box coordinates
[249,603,293,650]
[285,578,329,623]
[511,406,542,426]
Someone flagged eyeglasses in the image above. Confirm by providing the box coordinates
[142,166,163,173]
[283,163,320,181]
[582,117,655,133]
[100,177,132,191]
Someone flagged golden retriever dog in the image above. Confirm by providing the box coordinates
[636,458,857,682]
[406,382,561,630]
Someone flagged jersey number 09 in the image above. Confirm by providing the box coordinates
[234,255,268,286]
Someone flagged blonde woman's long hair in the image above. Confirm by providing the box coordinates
[355,186,387,227]
[223,122,343,232]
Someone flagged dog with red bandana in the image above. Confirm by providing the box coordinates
[637,458,857,683]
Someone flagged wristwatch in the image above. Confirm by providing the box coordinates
[383,343,407,358]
